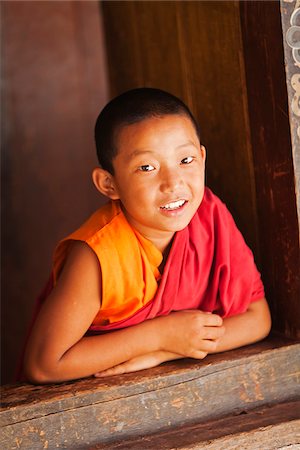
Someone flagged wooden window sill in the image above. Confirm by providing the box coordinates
[1,335,299,449]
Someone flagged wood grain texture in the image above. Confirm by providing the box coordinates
[101,0,260,258]
[91,401,300,449]
[239,0,300,338]
[1,337,299,449]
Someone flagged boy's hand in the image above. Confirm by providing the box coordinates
[94,300,271,378]
[94,310,224,377]
[157,310,225,359]
[94,351,182,377]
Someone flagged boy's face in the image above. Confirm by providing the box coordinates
[108,114,205,250]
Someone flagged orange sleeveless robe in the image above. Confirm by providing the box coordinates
[53,200,163,326]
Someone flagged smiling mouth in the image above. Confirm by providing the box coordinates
[160,199,187,211]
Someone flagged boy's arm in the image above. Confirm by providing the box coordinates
[24,242,224,383]
[213,297,271,353]
[95,298,271,377]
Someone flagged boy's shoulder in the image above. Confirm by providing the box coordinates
[65,200,122,243]
[53,201,124,280]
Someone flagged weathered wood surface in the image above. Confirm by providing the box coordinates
[1,337,299,449]
[239,0,300,339]
[92,400,300,450]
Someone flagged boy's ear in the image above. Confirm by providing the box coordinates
[200,145,206,162]
[92,167,120,200]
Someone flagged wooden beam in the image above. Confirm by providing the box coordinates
[1,337,299,449]
[92,400,300,450]
[239,0,300,338]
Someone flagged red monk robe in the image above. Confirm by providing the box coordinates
[87,187,264,331]
[17,188,264,378]
[32,187,265,330]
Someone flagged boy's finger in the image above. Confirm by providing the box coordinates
[94,364,125,377]
[199,339,219,353]
[202,313,223,327]
[190,349,208,360]
[202,325,225,340]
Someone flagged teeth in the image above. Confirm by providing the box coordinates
[161,199,185,210]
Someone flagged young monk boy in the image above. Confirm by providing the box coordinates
[24,88,271,383]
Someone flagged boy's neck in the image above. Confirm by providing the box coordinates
[138,230,175,258]
[158,239,174,273]
[119,201,175,254]
[145,233,175,255]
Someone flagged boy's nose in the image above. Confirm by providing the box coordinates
[160,168,183,193]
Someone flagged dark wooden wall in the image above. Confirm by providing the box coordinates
[102,0,259,257]
[239,1,300,341]
[101,0,300,337]
[1,1,109,383]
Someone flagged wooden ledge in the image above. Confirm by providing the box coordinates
[91,400,300,449]
[1,336,299,449]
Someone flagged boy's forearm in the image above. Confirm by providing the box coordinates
[25,318,164,383]
[25,308,224,383]
[94,350,184,377]
[212,298,271,354]
[61,311,222,381]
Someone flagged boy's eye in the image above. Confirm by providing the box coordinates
[138,164,155,172]
[181,156,194,164]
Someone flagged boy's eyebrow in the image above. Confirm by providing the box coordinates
[128,141,198,160]
[128,149,155,160]
[177,140,199,149]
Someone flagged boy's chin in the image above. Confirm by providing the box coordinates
[164,219,194,233]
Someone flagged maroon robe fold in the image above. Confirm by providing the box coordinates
[88,188,264,332]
